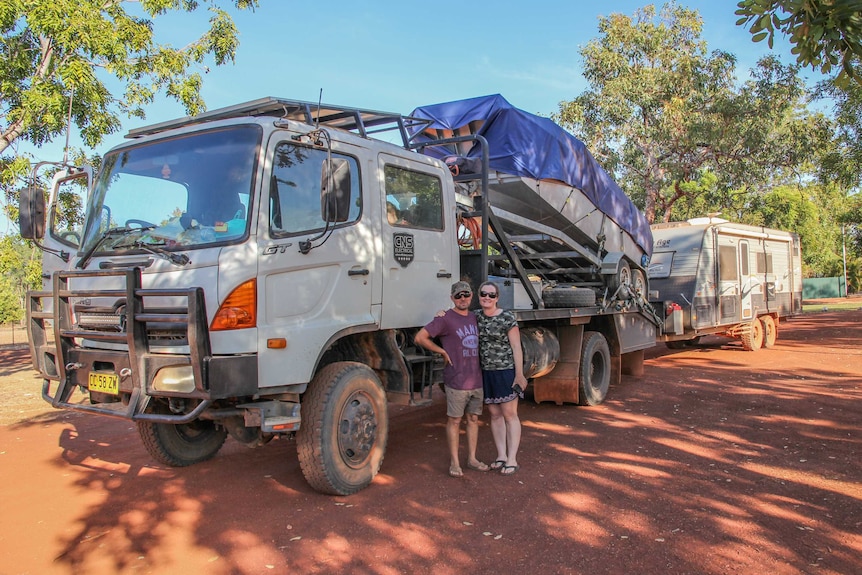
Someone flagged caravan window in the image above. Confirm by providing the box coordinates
[756,252,774,273]
[740,242,750,276]
[719,245,738,281]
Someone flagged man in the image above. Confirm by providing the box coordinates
[414,281,489,477]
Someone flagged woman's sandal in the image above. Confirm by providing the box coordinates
[489,460,506,471]
[500,465,519,476]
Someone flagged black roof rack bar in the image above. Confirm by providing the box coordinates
[124,96,432,148]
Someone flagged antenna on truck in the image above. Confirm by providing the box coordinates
[62,88,74,165]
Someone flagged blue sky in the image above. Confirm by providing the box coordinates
[5,1,804,233]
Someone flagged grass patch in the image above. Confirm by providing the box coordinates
[802,301,862,313]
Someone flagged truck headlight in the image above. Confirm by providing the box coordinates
[152,365,195,393]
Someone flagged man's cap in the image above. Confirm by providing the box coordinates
[451,281,472,295]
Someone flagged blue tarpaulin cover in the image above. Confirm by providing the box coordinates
[409,94,652,256]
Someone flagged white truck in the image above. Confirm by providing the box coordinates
[648,218,803,350]
[19,95,659,495]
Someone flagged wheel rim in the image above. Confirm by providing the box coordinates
[620,266,631,285]
[633,274,645,295]
[337,390,379,469]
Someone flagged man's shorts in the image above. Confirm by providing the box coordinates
[444,386,484,418]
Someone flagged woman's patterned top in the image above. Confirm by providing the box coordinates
[475,309,517,371]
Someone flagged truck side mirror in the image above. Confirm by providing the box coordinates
[320,158,351,223]
[19,186,46,240]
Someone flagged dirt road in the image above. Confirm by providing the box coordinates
[1,311,860,575]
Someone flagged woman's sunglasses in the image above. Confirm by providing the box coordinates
[479,291,498,299]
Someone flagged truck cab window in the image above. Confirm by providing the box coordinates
[269,143,361,236]
[383,165,443,230]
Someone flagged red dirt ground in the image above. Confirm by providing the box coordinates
[0,310,860,575]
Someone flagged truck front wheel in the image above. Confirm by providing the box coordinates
[578,331,611,406]
[297,362,389,495]
[137,410,228,467]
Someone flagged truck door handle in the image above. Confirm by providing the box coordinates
[348,269,369,276]
[437,272,452,278]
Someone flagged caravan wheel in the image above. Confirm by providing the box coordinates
[760,315,777,348]
[741,319,764,351]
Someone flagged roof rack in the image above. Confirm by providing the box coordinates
[125,96,433,148]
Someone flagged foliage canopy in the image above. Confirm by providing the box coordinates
[735,0,862,87]
[1,0,259,210]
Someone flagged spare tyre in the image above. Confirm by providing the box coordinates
[542,286,597,308]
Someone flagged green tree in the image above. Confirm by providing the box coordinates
[1,0,259,213]
[556,2,826,224]
[742,183,848,276]
[816,80,862,190]
[735,0,862,86]
[0,234,41,322]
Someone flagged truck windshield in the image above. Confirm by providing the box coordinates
[78,125,260,257]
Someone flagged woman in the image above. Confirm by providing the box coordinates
[475,281,528,475]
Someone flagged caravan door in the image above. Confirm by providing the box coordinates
[738,240,753,320]
[716,233,742,324]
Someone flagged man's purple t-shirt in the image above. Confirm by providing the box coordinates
[422,310,481,390]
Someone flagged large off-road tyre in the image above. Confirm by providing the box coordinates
[578,331,611,406]
[741,318,764,351]
[760,315,777,348]
[297,362,389,496]
[137,409,228,467]
[542,286,597,308]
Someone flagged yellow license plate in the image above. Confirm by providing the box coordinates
[89,372,119,395]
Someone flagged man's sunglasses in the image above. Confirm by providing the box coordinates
[479,291,498,299]
[453,291,472,300]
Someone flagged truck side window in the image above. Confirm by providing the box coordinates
[269,143,361,236]
[383,165,443,230]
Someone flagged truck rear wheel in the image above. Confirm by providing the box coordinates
[741,318,764,351]
[760,315,777,348]
[297,362,389,495]
[578,331,611,406]
[137,410,228,467]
